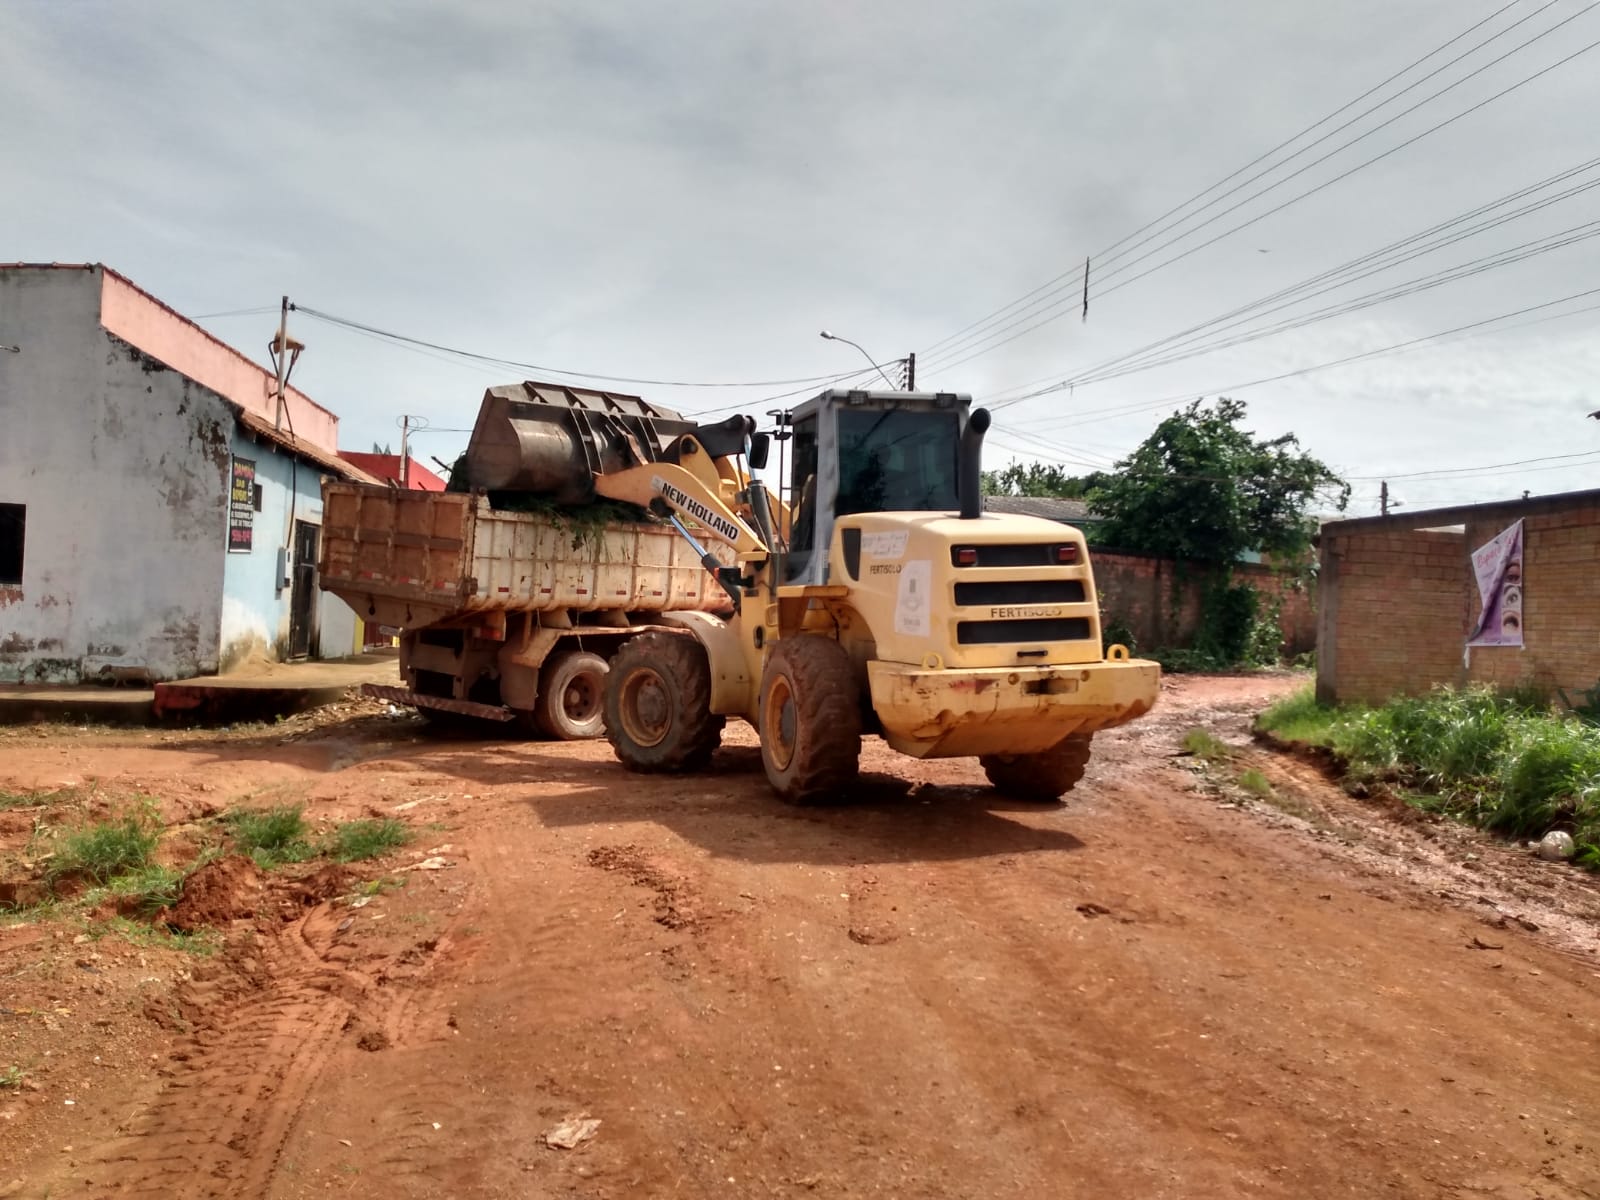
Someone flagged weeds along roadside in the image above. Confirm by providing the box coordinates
[2,789,416,939]
[1255,685,1600,869]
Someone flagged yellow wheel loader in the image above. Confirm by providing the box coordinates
[457,381,1159,803]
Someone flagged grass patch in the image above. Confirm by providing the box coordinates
[328,819,411,863]
[1260,684,1600,867]
[226,803,315,867]
[1182,728,1233,763]
[0,789,44,811]
[83,915,222,956]
[97,864,185,916]
[1257,687,1351,750]
[1236,767,1274,798]
[47,815,159,884]
[0,1065,24,1089]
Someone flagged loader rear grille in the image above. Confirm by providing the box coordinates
[951,543,1064,568]
[955,617,1093,645]
[954,580,1085,606]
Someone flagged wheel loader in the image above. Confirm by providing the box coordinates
[448,380,1159,803]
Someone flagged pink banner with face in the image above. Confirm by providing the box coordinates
[1467,519,1524,648]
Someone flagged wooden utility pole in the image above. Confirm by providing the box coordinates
[906,352,915,391]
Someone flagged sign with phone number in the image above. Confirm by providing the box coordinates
[229,457,255,552]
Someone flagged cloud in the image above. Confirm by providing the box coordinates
[4,0,1597,514]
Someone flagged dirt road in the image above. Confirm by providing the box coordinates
[4,675,1600,1199]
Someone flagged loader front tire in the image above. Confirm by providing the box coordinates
[759,636,862,804]
[981,733,1093,802]
[604,632,724,772]
[534,650,609,741]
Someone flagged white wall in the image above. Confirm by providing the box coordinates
[0,267,230,682]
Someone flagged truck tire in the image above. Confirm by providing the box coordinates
[759,636,862,804]
[604,632,724,772]
[981,734,1093,802]
[533,650,609,740]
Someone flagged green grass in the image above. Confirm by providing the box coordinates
[47,815,159,884]
[97,864,185,916]
[0,1065,24,1089]
[226,803,315,867]
[83,915,222,956]
[1236,767,1274,798]
[327,819,411,863]
[1257,687,1351,749]
[1260,684,1600,866]
[1182,728,1233,763]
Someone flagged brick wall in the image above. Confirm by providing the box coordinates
[1091,550,1316,656]
[1317,491,1600,704]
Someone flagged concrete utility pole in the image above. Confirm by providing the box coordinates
[400,415,412,488]
[273,295,289,431]
[1380,481,1402,517]
[906,352,916,390]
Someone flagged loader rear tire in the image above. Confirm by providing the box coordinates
[981,733,1093,802]
[759,636,862,804]
[534,650,609,741]
[604,632,724,773]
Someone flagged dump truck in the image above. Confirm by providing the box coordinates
[318,385,736,737]
[321,377,1160,803]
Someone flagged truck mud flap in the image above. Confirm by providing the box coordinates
[362,684,516,722]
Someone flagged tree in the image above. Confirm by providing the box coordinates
[981,459,1105,498]
[1089,397,1348,566]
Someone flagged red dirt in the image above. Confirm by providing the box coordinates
[2,673,1599,1199]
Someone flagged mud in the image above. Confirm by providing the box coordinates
[1,673,1598,1199]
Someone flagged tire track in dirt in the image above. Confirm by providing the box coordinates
[47,898,457,1200]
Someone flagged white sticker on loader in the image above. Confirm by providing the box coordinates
[862,531,908,560]
[894,559,932,637]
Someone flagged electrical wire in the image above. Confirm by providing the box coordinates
[1044,157,1600,388]
[1007,285,1600,435]
[293,305,884,390]
[917,2,1600,377]
[1062,218,1600,388]
[913,0,1532,366]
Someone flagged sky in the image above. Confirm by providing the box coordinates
[4,0,1599,517]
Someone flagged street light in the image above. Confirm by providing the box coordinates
[819,330,900,390]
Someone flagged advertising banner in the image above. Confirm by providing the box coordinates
[229,457,256,553]
[1466,519,1523,648]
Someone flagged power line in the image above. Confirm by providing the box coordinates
[1064,217,1600,387]
[913,0,1533,367]
[1049,155,1600,388]
[193,306,278,319]
[1008,285,1600,435]
[918,2,1599,377]
[294,305,894,390]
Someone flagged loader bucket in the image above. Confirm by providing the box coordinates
[464,381,697,503]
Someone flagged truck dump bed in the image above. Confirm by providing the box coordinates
[320,482,729,630]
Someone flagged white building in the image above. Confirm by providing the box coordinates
[0,263,375,684]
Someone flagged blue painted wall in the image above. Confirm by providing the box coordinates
[220,426,357,668]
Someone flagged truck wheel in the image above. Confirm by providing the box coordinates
[981,734,1093,802]
[534,651,609,740]
[604,633,724,772]
[759,636,862,804]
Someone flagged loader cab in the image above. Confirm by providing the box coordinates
[784,389,970,584]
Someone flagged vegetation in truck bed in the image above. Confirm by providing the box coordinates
[444,452,660,547]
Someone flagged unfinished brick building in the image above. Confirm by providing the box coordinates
[1316,489,1600,705]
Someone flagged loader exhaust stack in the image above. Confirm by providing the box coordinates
[959,407,991,520]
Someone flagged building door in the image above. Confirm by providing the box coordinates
[288,521,320,660]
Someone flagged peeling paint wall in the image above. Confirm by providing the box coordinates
[99,271,340,453]
[0,267,229,683]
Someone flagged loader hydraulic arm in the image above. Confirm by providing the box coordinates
[592,457,771,606]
